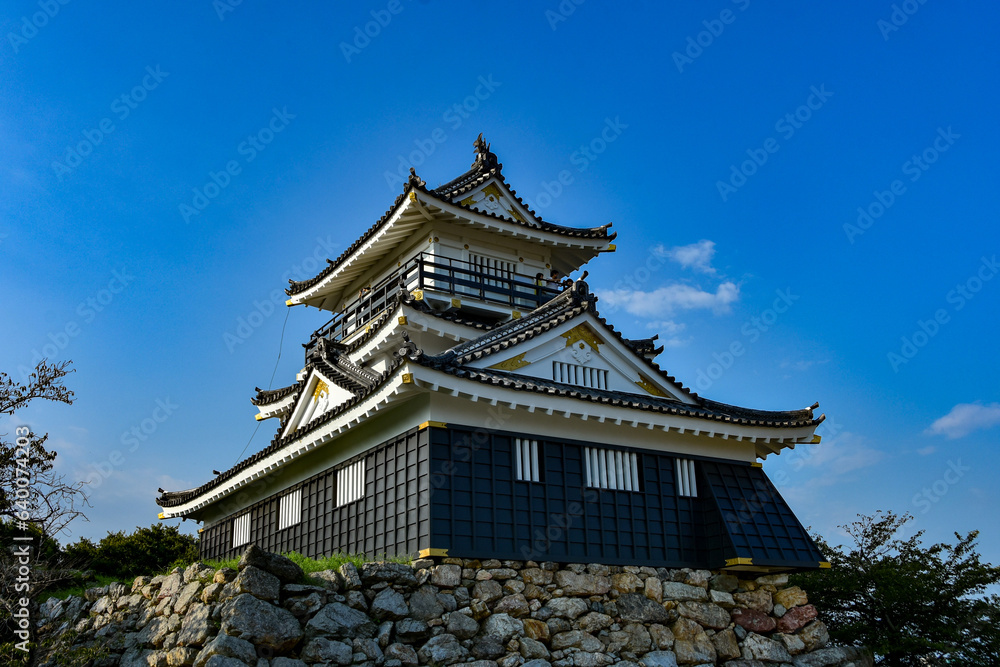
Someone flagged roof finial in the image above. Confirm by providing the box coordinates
[473,132,498,168]
[408,167,425,188]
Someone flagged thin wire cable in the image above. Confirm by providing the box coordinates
[232,308,291,466]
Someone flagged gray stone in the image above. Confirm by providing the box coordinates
[481,612,524,643]
[640,651,678,667]
[377,620,394,648]
[359,562,418,588]
[617,594,670,624]
[385,643,419,666]
[238,545,304,584]
[408,588,445,621]
[431,564,463,588]
[417,634,468,666]
[137,616,173,648]
[493,593,530,617]
[301,636,353,665]
[676,601,729,629]
[577,611,614,634]
[519,636,550,660]
[573,653,614,667]
[234,566,281,602]
[184,563,217,584]
[472,580,504,603]
[306,601,376,639]
[271,659,306,667]
[741,632,792,663]
[309,569,343,592]
[221,594,303,652]
[193,634,257,667]
[370,588,409,621]
[338,563,362,590]
[174,583,203,615]
[353,637,385,662]
[202,657,249,667]
[214,569,237,584]
[711,628,741,661]
[660,582,708,602]
[176,603,213,647]
[520,661,552,667]
[283,591,324,618]
[536,597,589,621]
[470,635,505,660]
[121,648,156,667]
[733,589,773,613]
[165,646,199,667]
[791,647,853,666]
[672,635,716,665]
[551,630,603,652]
[447,611,480,639]
[395,617,431,642]
[708,573,739,593]
[798,620,830,651]
[554,570,611,596]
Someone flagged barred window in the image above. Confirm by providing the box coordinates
[336,460,366,507]
[584,447,640,491]
[278,488,302,530]
[232,513,250,548]
[553,361,608,389]
[469,253,516,288]
[514,438,540,482]
[675,458,698,497]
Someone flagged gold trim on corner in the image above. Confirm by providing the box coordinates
[158,513,165,520]
[401,373,414,384]
[418,421,447,430]
[459,195,476,206]
[750,461,763,468]
[810,434,822,444]
[398,316,408,325]
[408,192,418,203]
[255,413,265,421]
[725,557,753,566]
[607,244,617,251]
[411,290,424,301]
[488,352,531,371]
[418,548,449,558]
[451,298,461,308]
[285,299,295,306]
[511,311,521,319]
[819,561,832,569]
[635,374,667,397]
[198,528,204,534]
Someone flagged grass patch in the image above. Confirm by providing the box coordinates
[38,574,123,602]
[38,550,413,600]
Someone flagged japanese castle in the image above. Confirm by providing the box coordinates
[158,136,828,572]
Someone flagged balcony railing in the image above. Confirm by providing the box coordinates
[305,253,562,352]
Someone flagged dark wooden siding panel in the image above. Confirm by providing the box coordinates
[427,426,820,569]
[199,427,430,561]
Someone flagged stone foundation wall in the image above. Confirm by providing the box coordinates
[33,547,872,667]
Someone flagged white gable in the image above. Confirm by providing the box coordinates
[281,369,355,437]
[456,178,534,225]
[464,315,696,403]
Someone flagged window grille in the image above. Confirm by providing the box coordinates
[584,447,640,491]
[675,458,698,497]
[469,253,515,288]
[232,513,250,548]
[278,488,302,530]
[514,438,540,482]
[337,460,366,506]
[553,361,608,389]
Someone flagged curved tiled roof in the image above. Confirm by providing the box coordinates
[251,382,302,406]
[286,137,613,297]
[158,356,407,508]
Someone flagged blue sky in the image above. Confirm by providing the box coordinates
[3,1,999,564]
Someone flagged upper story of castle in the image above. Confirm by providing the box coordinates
[285,135,616,351]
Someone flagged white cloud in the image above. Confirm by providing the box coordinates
[788,432,887,477]
[925,402,1000,439]
[655,240,718,274]
[917,446,937,456]
[645,320,686,334]
[599,281,739,317]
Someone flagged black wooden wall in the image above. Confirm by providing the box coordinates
[199,427,430,561]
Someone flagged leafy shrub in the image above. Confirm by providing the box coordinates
[62,524,198,580]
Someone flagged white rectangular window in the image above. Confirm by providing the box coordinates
[470,252,516,288]
[278,488,302,530]
[584,447,640,491]
[337,460,366,507]
[232,513,250,548]
[553,361,608,389]
[675,458,698,497]
[514,438,540,482]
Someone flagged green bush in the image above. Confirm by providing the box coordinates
[62,524,198,580]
